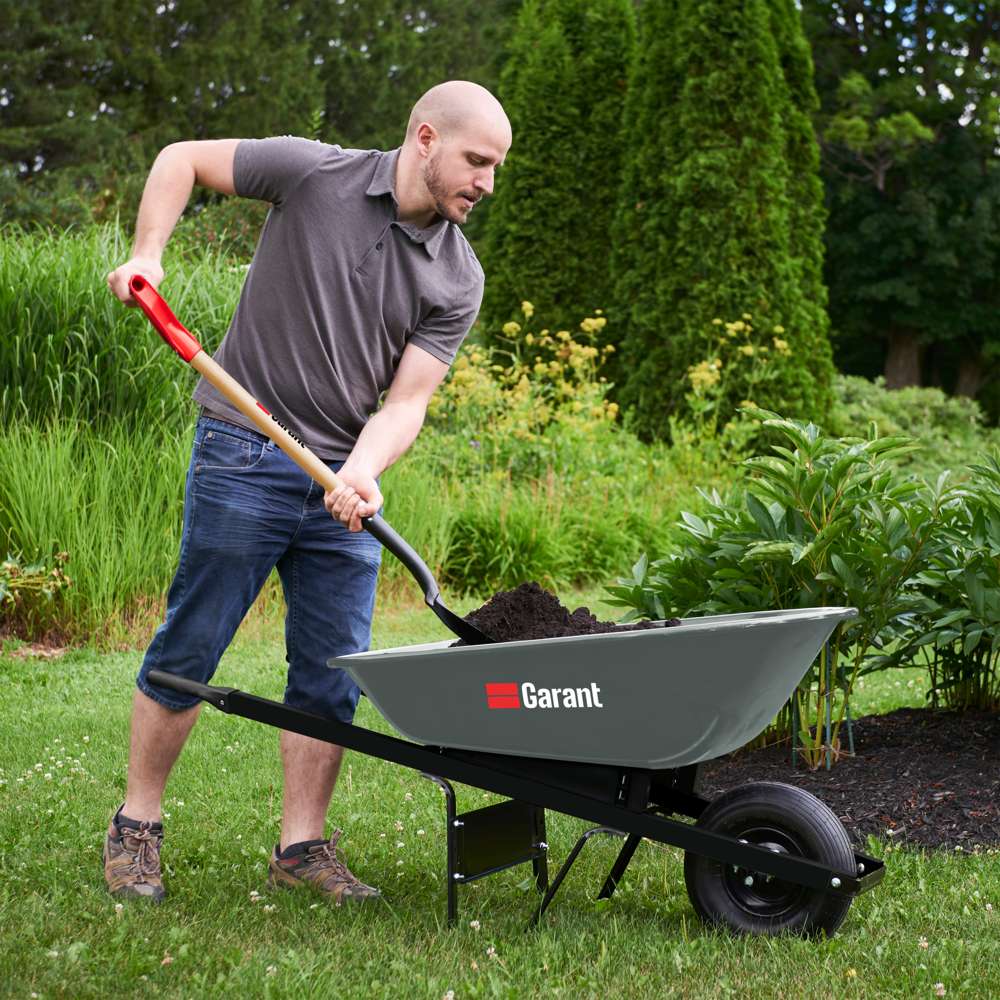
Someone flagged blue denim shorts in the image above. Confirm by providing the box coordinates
[137,416,382,722]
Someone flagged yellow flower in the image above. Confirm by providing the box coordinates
[687,360,721,392]
[772,337,789,353]
[521,300,535,319]
[738,344,755,357]
[556,330,571,342]
[742,312,752,321]
[712,318,723,326]
[773,325,785,334]
[502,321,521,337]
[524,332,535,345]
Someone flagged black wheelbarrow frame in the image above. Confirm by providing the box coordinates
[149,670,885,935]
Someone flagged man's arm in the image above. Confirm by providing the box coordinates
[106,139,240,305]
[325,344,450,532]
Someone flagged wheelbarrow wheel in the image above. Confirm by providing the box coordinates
[683,781,855,938]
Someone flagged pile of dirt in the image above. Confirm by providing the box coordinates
[458,581,680,644]
[702,707,1000,851]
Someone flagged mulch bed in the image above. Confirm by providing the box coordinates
[701,708,1000,851]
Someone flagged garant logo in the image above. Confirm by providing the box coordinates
[256,402,306,449]
[485,682,604,710]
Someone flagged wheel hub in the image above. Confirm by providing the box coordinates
[723,825,807,917]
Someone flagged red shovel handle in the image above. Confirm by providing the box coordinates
[129,275,203,362]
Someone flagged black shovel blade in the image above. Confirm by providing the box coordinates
[361,513,494,644]
[430,598,493,646]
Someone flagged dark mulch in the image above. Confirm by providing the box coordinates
[701,707,1000,851]
[459,581,681,644]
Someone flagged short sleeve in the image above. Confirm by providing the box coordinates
[408,270,485,365]
[233,137,334,206]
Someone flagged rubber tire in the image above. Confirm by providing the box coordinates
[683,781,855,938]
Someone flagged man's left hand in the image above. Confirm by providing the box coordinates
[324,468,383,533]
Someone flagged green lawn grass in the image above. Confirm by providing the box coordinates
[1,588,997,998]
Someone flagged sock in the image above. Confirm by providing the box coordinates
[278,838,327,860]
[113,804,163,833]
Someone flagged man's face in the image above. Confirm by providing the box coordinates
[421,126,509,225]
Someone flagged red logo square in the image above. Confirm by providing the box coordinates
[485,682,520,709]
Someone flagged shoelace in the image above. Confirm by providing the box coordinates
[304,832,356,883]
[123,825,162,881]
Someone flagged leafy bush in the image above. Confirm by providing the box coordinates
[427,302,625,480]
[829,374,1000,479]
[607,410,962,768]
[910,457,1000,711]
[0,551,72,638]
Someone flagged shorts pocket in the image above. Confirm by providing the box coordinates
[195,427,267,472]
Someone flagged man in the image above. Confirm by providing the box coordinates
[104,81,512,904]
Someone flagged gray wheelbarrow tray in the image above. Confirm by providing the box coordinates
[335,607,858,768]
[147,605,885,936]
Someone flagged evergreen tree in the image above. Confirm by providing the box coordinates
[305,0,515,152]
[803,0,1000,407]
[479,0,635,334]
[0,1,131,224]
[611,0,833,441]
[1,0,320,226]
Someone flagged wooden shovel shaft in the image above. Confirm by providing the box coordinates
[189,351,343,494]
[129,274,345,494]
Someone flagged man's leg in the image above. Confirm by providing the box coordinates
[272,472,380,878]
[112,691,201,829]
[108,419,294,899]
[278,731,345,848]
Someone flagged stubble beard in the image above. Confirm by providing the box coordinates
[424,153,477,225]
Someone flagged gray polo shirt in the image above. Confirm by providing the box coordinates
[193,137,484,460]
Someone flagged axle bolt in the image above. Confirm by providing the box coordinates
[830,877,842,888]
[743,876,754,887]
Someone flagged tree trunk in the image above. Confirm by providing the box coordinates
[954,353,984,398]
[884,328,923,388]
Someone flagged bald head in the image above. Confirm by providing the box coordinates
[405,80,511,146]
[396,80,511,228]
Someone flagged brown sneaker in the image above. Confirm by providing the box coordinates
[267,830,381,905]
[104,813,166,902]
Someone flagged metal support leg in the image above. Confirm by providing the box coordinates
[597,833,643,899]
[421,773,459,925]
[531,827,626,927]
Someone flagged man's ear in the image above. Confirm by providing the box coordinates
[415,122,438,159]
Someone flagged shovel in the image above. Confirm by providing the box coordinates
[128,275,493,646]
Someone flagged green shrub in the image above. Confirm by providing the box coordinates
[606,410,959,768]
[611,0,834,441]
[830,374,1000,479]
[910,456,1000,711]
[0,551,71,638]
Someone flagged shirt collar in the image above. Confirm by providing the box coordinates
[366,147,449,260]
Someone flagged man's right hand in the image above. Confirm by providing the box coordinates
[107,258,164,306]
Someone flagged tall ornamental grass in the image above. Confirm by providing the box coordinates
[0,421,191,642]
[0,223,242,429]
[0,418,708,644]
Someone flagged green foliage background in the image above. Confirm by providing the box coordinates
[610,0,835,441]
[479,0,635,334]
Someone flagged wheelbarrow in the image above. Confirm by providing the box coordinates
[129,277,884,937]
[149,606,885,937]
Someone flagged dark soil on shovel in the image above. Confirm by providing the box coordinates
[701,708,1000,851]
[458,581,681,644]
